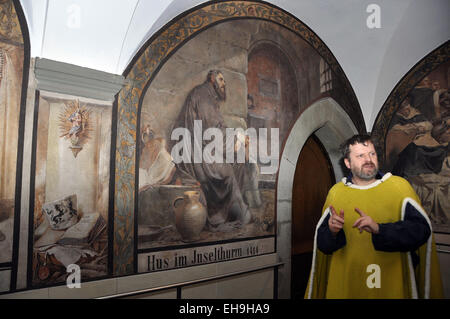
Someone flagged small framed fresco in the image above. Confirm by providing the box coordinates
[30,92,112,287]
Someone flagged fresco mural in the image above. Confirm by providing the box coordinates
[135,17,360,272]
[0,0,366,289]
[385,61,450,233]
[0,0,24,291]
[31,93,111,287]
[111,1,364,276]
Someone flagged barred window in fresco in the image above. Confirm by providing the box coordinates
[320,58,333,93]
[32,94,111,287]
[386,61,450,233]
[0,0,25,292]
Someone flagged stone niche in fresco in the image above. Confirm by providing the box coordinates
[385,61,450,233]
[32,92,111,287]
[0,0,24,292]
[136,19,345,272]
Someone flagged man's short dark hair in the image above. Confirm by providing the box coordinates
[341,134,373,160]
[207,69,222,82]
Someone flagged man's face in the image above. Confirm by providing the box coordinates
[421,77,431,88]
[74,112,82,123]
[440,91,450,109]
[398,102,411,118]
[432,81,440,91]
[213,72,226,100]
[344,141,379,182]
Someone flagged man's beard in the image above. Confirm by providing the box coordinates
[353,162,378,181]
[213,81,226,101]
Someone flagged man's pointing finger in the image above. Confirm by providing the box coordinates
[354,207,367,217]
[330,205,338,216]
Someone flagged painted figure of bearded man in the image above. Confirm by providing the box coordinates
[170,70,252,230]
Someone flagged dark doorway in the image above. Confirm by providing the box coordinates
[291,134,335,299]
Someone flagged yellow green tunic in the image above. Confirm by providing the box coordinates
[305,173,443,299]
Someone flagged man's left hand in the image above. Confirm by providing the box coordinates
[353,208,379,234]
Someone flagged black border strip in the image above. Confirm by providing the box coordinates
[434,231,450,235]
[10,0,31,292]
[26,90,40,289]
[108,95,119,277]
[273,264,279,299]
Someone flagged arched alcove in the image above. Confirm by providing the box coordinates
[113,1,364,282]
[276,97,358,298]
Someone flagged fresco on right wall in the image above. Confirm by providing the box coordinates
[385,60,450,233]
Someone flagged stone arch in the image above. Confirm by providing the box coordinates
[276,97,358,298]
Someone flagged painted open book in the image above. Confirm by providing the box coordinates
[57,212,106,247]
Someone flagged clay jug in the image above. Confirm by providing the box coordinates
[173,190,207,242]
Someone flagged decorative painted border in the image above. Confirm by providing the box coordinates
[113,0,363,275]
[371,41,450,165]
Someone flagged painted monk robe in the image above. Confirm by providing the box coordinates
[170,80,251,228]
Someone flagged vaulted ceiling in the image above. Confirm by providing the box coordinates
[19,0,450,130]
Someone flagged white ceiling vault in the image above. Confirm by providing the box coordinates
[19,0,450,131]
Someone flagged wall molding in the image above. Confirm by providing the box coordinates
[34,58,125,101]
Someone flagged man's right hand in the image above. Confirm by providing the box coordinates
[328,205,344,236]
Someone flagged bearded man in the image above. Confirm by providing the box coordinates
[305,134,443,299]
[170,70,252,229]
